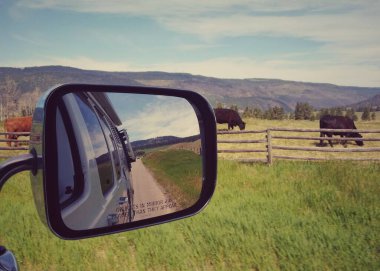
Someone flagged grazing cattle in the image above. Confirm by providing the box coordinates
[214,108,246,130]
[319,115,363,147]
[4,116,32,147]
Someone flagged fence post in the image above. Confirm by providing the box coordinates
[266,129,273,165]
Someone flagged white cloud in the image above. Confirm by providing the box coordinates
[15,1,380,68]
[3,56,141,72]
[49,56,135,71]
[16,1,374,16]
[14,0,380,49]
[11,33,50,47]
[6,1,380,86]
[4,54,380,87]
[122,97,199,140]
[161,11,379,44]
[155,57,380,87]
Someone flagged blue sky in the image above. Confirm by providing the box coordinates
[1,0,379,87]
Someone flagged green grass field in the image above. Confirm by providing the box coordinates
[0,160,379,270]
[0,118,379,270]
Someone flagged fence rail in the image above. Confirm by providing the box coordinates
[0,132,30,158]
[2,129,380,163]
[269,128,380,133]
[271,136,380,141]
[0,132,31,136]
[217,128,380,164]
[218,139,267,144]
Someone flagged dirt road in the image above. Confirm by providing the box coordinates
[131,159,177,221]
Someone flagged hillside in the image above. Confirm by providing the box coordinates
[348,94,380,110]
[1,66,380,113]
[131,135,200,150]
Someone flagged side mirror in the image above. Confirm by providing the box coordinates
[0,84,217,239]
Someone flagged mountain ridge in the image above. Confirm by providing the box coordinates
[1,65,380,111]
[348,94,380,110]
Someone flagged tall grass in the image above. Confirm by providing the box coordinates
[0,159,379,270]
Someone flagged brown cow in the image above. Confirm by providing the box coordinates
[214,108,246,130]
[319,115,363,147]
[4,116,32,147]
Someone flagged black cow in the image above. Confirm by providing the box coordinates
[214,108,246,130]
[319,115,363,147]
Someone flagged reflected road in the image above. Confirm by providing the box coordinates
[131,158,175,221]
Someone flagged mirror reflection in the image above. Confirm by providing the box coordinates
[56,92,202,230]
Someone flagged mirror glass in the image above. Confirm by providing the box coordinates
[55,92,202,230]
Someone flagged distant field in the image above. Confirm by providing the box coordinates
[218,117,380,161]
[0,160,379,270]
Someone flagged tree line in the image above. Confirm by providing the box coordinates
[0,77,40,120]
[218,102,377,121]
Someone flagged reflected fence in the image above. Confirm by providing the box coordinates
[217,128,380,164]
[0,132,30,158]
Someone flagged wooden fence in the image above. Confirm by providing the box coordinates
[0,132,30,158]
[2,129,380,163]
[217,128,380,164]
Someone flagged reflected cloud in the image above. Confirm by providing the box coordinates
[108,93,199,141]
[124,99,199,141]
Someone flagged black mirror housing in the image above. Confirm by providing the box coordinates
[27,84,217,239]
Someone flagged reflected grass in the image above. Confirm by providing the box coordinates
[142,149,202,209]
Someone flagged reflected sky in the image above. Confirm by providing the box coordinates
[107,93,199,141]
[75,93,112,158]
